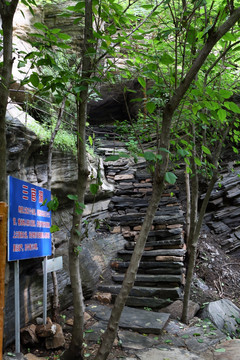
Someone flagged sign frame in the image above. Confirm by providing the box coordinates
[8,176,52,261]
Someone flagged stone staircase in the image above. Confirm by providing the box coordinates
[93,126,186,308]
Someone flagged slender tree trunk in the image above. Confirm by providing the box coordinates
[0,0,19,202]
[181,128,229,323]
[0,2,18,356]
[47,97,67,322]
[185,167,191,243]
[61,1,92,358]
[181,170,218,323]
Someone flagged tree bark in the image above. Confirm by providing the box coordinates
[0,0,19,202]
[47,97,67,322]
[61,0,92,359]
[181,128,229,323]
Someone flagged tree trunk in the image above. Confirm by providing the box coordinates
[181,128,229,323]
[0,1,19,202]
[47,97,67,322]
[181,170,218,323]
[61,0,92,358]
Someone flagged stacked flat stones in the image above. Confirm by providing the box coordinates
[94,127,186,309]
[202,166,240,254]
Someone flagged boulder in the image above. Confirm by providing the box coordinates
[20,324,39,345]
[159,300,200,322]
[200,299,240,336]
[45,323,65,349]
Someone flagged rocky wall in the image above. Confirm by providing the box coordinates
[4,106,122,346]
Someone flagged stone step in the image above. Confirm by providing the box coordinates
[122,296,172,309]
[109,214,184,226]
[118,249,185,258]
[87,303,170,334]
[112,273,183,285]
[111,261,184,272]
[125,239,184,250]
[98,284,182,299]
[147,228,183,239]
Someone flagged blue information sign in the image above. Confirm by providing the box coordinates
[8,176,52,261]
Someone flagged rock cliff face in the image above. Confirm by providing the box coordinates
[4,106,123,346]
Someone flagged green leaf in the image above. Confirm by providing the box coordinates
[194,157,202,166]
[50,224,59,233]
[156,154,162,162]
[159,147,171,154]
[160,52,174,65]
[34,22,47,31]
[219,89,233,98]
[58,33,71,40]
[47,197,59,212]
[215,348,226,353]
[29,73,39,87]
[90,184,99,195]
[89,135,93,146]
[177,149,189,157]
[197,338,204,343]
[165,172,177,185]
[105,155,120,162]
[138,76,146,88]
[187,28,197,44]
[202,145,211,155]
[146,101,156,114]
[217,108,227,122]
[224,101,240,114]
[143,151,156,161]
[67,194,78,201]
[222,33,237,41]
[75,201,85,215]
[51,28,61,34]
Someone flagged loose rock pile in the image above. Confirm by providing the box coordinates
[20,318,65,350]
[203,167,240,253]
[94,130,186,308]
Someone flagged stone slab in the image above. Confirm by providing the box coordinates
[86,304,170,334]
[124,296,172,308]
[98,284,182,298]
[118,330,159,350]
[123,347,206,360]
[112,273,183,284]
[83,321,108,342]
[214,339,240,359]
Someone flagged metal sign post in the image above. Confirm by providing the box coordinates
[42,256,63,324]
[43,257,47,325]
[14,261,20,354]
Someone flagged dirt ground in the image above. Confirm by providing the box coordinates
[193,232,240,309]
